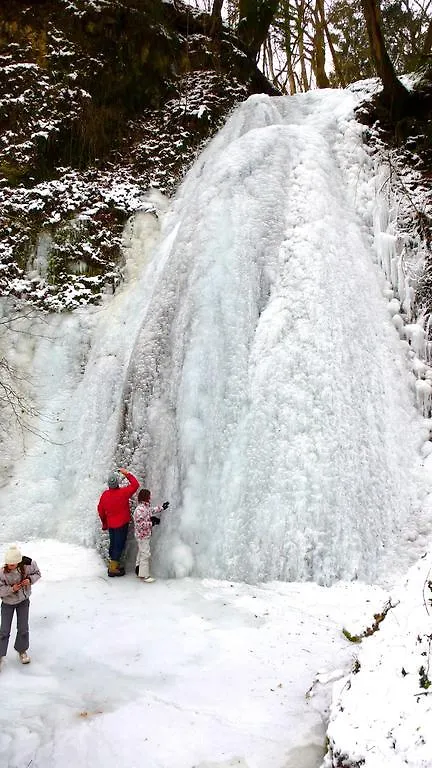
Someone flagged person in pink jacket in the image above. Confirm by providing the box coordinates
[0,544,41,669]
[133,489,169,582]
[98,468,139,577]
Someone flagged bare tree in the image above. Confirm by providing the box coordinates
[266,0,329,94]
[210,0,224,36]
[0,309,58,443]
[238,0,281,58]
[423,18,432,54]
[361,0,410,114]
[311,0,329,88]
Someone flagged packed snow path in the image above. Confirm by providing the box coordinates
[0,541,388,768]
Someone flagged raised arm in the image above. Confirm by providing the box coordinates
[119,468,139,497]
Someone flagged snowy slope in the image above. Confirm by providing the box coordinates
[323,549,432,768]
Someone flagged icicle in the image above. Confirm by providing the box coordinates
[415,379,432,417]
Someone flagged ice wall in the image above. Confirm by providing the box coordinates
[117,90,427,584]
[0,90,428,585]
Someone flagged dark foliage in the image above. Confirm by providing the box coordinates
[0,0,276,310]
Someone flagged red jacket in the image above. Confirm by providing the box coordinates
[98,472,139,529]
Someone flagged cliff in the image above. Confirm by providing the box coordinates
[0,0,277,309]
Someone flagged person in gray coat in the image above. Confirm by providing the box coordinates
[0,544,41,668]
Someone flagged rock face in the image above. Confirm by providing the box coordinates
[0,0,277,309]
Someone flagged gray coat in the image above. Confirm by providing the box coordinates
[0,558,41,605]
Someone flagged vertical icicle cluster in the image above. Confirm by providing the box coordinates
[373,163,432,419]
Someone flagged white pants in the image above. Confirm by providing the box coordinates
[135,538,151,578]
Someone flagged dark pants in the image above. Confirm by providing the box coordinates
[0,599,30,657]
[109,523,129,561]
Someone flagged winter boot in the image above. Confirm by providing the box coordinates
[141,576,156,583]
[135,565,139,576]
[108,560,125,577]
[18,651,31,664]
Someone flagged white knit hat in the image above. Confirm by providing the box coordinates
[4,544,22,565]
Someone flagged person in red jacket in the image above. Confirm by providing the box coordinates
[98,468,139,577]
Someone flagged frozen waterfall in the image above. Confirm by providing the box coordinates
[116,89,426,584]
[0,88,428,586]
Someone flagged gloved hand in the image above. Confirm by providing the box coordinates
[151,516,161,526]
[162,501,170,510]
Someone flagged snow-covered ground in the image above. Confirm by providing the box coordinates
[324,549,432,768]
[0,85,432,767]
[0,540,388,768]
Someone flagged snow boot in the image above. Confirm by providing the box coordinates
[108,560,125,577]
[18,651,31,664]
[135,565,139,576]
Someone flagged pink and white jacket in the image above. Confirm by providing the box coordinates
[133,502,162,540]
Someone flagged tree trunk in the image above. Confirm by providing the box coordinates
[312,0,330,88]
[279,0,297,94]
[210,0,224,38]
[320,5,345,87]
[423,19,432,55]
[263,34,278,87]
[238,0,281,58]
[361,0,410,115]
[297,0,309,91]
